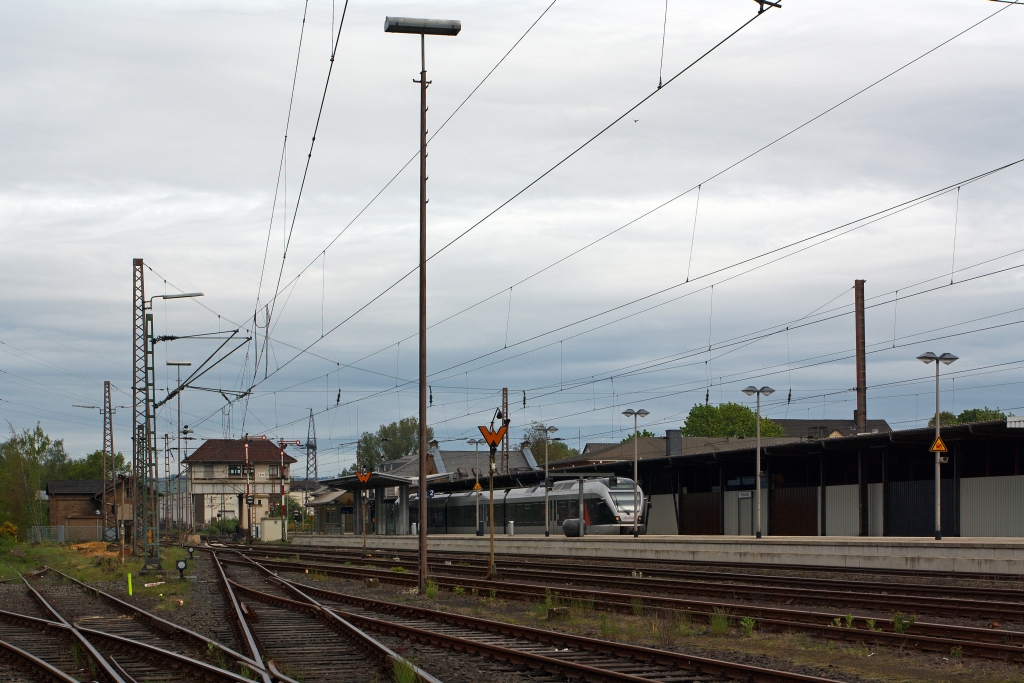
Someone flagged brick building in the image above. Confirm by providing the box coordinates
[45,478,133,541]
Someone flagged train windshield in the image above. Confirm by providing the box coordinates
[609,491,641,511]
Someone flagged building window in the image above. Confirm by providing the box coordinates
[269,464,279,477]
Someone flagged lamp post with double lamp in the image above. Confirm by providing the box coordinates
[916,352,958,540]
[620,409,649,538]
[276,440,301,541]
[741,386,774,539]
[385,14,461,596]
[535,425,559,537]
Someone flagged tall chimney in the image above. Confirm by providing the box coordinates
[854,279,867,432]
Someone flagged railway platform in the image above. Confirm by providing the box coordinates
[290,533,1024,575]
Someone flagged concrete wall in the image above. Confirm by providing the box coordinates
[961,475,1024,537]
[647,494,678,535]
[867,483,883,537]
[825,484,859,536]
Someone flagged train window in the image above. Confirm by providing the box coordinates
[586,499,616,526]
[556,500,568,523]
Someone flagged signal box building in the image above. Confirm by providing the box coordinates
[185,439,296,534]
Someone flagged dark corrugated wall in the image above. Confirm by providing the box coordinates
[679,491,721,534]
[770,486,818,536]
[885,479,955,537]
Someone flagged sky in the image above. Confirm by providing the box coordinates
[1,0,1022,478]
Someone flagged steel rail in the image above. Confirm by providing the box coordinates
[0,637,81,683]
[219,555,1024,662]
[226,541,1024,581]
[0,608,251,683]
[18,572,126,683]
[45,566,263,673]
[228,547,1024,621]
[243,560,842,683]
[209,550,274,683]
[217,552,442,683]
[75,627,256,683]
[235,544,1024,600]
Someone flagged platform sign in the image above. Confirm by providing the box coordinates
[478,424,507,449]
[930,436,948,453]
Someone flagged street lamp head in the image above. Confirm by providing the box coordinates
[917,351,938,364]
[938,353,959,365]
[636,409,650,418]
[166,361,192,367]
[155,292,203,301]
[742,386,758,396]
[384,17,461,36]
[621,409,635,417]
[545,426,558,434]
[759,387,774,396]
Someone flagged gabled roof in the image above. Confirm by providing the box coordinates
[46,480,104,496]
[553,437,668,468]
[184,439,297,464]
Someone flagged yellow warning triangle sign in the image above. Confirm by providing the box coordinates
[472,482,482,491]
[930,436,948,453]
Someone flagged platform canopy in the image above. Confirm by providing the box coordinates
[320,472,412,491]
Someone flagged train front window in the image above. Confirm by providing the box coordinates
[609,491,640,511]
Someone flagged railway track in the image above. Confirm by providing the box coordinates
[219,549,1024,664]
[213,551,440,683]
[226,551,842,683]
[227,544,1024,621]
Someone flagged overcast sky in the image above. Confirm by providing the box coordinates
[2,0,1022,477]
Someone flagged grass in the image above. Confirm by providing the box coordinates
[630,596,643,616]
[425,579,438,600]
[740,616,756,637]
[599,612,621,638]
[453,586,465,596]
[389,566,407,573]
[0,538,191,587]
[709,607,730,636]
[392,657,417,683]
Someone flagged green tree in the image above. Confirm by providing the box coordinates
[0,424,69,536]
[929,407,1006,427]
[522,422,579,463]
[63,450,130,480]
[681,403,785,438]
[621,429,656,443]
[351,417,434,472]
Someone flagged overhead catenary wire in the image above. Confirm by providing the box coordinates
[271,1,1014,388]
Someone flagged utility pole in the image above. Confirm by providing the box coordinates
[276,440,300,540]
[501,388,509,474]
[163,434,171,529]
[305,410,317,506]
[103,381,113,540]
[854,280,867,433]
[132,258,161,570]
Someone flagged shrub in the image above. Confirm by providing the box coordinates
[425,579,438,600]
[0,522,18,539]
[892,612,916,634]
[454,586,465,596]
[709,608,730,636]
[844,613,854,628]
[740,616,756,637]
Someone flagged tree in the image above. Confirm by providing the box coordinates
[929,407,1006,428]
[621,430,656,443]
[63,450,130,480]
[522,422,579,463]
[0,423,69,536]
[350,417,434,473]
[681,403,785,438]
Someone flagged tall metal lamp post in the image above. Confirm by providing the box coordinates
[535,425,559,537]
[385,14,461,596]
[620,409,649,538]
[741,386,774,539]
[916,352,957,540]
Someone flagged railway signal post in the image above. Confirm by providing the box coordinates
[479,411,508,579]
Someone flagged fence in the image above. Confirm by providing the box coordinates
[29,525,106,544]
